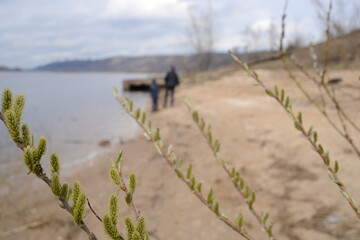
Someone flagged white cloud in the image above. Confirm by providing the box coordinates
[251,18,274,32]
[102,0,192,20]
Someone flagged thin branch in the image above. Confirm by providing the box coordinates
[117,172,141,220]
[185,103,276,240]
[278,0,360,158]
[87,198,103,223]
[115,95,257,240]
[229,51,360,220]
[321,0,332,85]
[0,117,99,240]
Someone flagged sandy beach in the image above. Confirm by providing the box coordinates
[2,67,360,240]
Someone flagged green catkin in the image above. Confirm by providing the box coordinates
[135,108,141,120]
[116,151,123,165]
[125,193,132,205]
[124,217,135,239]
[214,201,220,216]
[72,181,81,212]
[33,137,47,163]
[144,232,150,240]
[129,173,136,193]
[207,188,214,204]
[132,231,142,240]
[334,160,339,173]
[192,111,199,123]
[51,172,61,196]
[196,182,202,193]
[14,93,25,122]
[154,128,161,141]
[262,212,269,223]
[236,214,244,228]
[4,110,21,142]
[1,88,12,114]
[147,120,152,131]
[249,192,256,210]
[109,167,121,185]
[186,164,193,180]
[141,112,146,124]
[109,195,118,225]
[190,177,196,191]
[73,192,86,226]
[22,146,33,171]
[21,124,31,147]
[103,214,121,240]
[60,183,69,199]
[136,216,146,235]
[285,96,290,108]
[50,153,60,174]
[128,99,133,112]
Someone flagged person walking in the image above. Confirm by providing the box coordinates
[149,79,159,112]
[163,66,179,107]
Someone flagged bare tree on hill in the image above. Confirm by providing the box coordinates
[187,1,215,72]
[311,0,360,37]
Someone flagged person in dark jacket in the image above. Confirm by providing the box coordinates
[163,66,179,107]
[149,79,159,112]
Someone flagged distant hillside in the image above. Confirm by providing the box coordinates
[34,52,276,73]
[256,29,360,69]
[0,66,21,71]
[294,29,360,68]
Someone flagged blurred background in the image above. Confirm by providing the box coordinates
[1,1,360,240]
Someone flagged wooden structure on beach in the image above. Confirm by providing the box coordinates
[123,77,165,91]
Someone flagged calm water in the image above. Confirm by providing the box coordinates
[0,71,149,173]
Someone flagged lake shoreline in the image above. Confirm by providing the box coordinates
[0,71,150,173]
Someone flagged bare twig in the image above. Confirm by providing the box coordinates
[321,0,332,85]
[87,198,103,223]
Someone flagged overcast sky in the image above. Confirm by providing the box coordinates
[0,0,353,69]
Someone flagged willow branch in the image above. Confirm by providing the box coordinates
[229,51,360,220]
[119,180,141,220]
[185,103,276,240]
[114,94,257,240]
[278,0,360,159]
[0,116,99,240]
